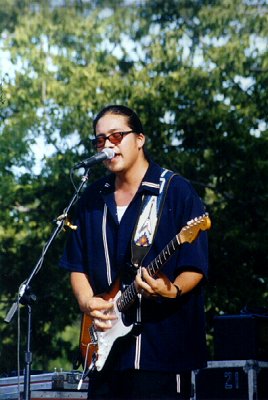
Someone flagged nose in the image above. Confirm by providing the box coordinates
[103,137,115,148]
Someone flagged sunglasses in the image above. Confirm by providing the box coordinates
[91,130,134,149]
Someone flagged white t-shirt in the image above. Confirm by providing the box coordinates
[117,205,128,222]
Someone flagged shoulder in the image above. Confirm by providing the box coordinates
[164,172,205,214]
[147,161,199,199]
[169,173,195,193]
[158,167,197,198]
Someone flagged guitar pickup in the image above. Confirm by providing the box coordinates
[89,326,98,344]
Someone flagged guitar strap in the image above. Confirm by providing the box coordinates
[127,168,176,329]
[131,168,176,269]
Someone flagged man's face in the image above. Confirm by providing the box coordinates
[95,113,145,174]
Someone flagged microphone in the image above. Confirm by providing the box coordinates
[73,148,115,170]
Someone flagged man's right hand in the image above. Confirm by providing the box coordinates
[86,296,116,332]
[70,272,116,331]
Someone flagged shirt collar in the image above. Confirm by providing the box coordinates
[99,160,163,196]
[138,160,163,195]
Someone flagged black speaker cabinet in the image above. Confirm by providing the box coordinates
[214,314,268,361]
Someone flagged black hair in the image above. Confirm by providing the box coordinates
[93,105,144,135]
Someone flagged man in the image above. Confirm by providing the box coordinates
[60,105,209,399]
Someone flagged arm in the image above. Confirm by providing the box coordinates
[70,271,94,312]
[135,268,203,299]
[70,271,116,330]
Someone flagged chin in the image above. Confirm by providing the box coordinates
[106,163,123,173]
[105,158,122,169]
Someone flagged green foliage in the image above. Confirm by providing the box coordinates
[0,0,268,372]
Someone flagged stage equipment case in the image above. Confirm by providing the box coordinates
[0,371,88,400]
[193,360,268,400]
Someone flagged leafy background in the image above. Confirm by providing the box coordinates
[0,0,268,373]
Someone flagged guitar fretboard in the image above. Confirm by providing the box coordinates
[116,235,180,312]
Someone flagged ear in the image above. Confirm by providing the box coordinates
[136,133,145,149]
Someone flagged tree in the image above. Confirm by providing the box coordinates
[0,0,268,372]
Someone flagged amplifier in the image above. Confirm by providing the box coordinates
[193,360,268,400]
[214,314,268,361]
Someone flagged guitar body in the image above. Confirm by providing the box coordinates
[79,214,211,372]
[80,281,133,371]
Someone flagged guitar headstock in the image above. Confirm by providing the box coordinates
[178,213,211,244]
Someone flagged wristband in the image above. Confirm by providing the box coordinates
[173,284,182,298]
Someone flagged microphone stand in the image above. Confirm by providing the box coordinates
[4,167,91,400]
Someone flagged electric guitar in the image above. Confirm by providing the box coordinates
[79,213,211,371]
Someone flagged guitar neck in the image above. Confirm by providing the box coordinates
[146,235,180,277]
[116,235,180,313]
